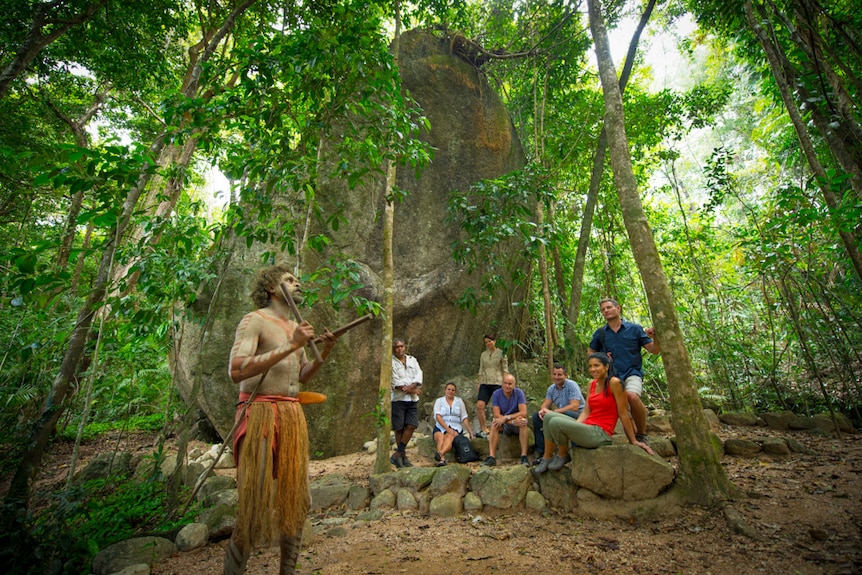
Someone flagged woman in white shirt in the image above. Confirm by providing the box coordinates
[432,382,474,466]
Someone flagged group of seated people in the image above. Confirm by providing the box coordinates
[431,353,654,471]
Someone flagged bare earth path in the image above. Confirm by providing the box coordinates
[147,430,861,575]
[37,427,862,575]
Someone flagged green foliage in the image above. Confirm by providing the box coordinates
[16,473,202,575]
[448,164,552,310]
[57,413,165,442]
[365,387,390,429]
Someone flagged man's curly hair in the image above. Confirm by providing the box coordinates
[250,264,293,309]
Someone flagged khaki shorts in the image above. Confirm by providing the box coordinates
[623,375,643,396]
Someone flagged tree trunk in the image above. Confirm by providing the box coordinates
[536,199,556,370]
[374,0,400,476]
[587,0,738,505]
[565,0,656,351]
[0,0,109,98]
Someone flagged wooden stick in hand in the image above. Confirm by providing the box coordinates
[311,313,373,344]
[279,281,324,363]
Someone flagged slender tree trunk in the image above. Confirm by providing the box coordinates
[0,0,109,98]
[565,0,656,350]
[667,162,736,403]
[70,221,94,294]
[374,0,400,476]
[50,90,107,270]
[536,200,556,370]
[549,202,567,310]
[744,0,862,282]
[587,0,738,505]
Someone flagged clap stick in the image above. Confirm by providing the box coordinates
[311,313,373,344]
[279,281,324,363]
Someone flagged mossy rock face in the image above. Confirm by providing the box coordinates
[173,28,526,458]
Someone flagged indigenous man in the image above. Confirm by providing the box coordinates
[224,264,338,575]
[587,297,660,445]
[390,338,422,468]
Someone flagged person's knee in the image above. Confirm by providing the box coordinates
[626,391,642,404]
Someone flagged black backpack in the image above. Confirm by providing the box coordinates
[453,433,479,463]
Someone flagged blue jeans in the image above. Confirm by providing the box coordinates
[532,410,579,455]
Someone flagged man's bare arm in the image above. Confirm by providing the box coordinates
[644,327,660,354]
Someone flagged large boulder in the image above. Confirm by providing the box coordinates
[91,537,176,575]
[172,28,526,457]
[469,466,532,509]
[310,474,352,510]
[570,445,675,501]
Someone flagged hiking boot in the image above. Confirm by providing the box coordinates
[531,454,544,466]
[476,430,488,439]
[435,459,447,467]
[400,453,414,467]
[636,433,650,446]
[390,452,403,468]
[434,451,442,462]
[520,455,530,467]
[481,456,496,467]
[532,457,551,475]
[547,454,571,471]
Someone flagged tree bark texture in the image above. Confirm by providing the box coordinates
[587,0,737,505]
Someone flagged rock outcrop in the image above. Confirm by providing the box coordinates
[172,28,526,457]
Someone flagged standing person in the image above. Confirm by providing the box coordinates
[531,363,585,465]
[224,264,339,575]
[476,333,508,438]
[533,352,653,475]
[481,372,530,467]
[587,297,660,445]
[391,338,422,468]
[432,382,474,466]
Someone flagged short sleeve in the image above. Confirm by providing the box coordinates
[589,328,603,351]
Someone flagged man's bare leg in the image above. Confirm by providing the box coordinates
[519,426,529,457]
[627,391,647,435]
[279,535,302,575]
[224,536,250,575]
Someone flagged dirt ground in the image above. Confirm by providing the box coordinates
[37,428,862,575]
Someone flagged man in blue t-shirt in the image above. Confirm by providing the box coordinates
[531,363,584,464]
[588,297,660,444]
[481,372,529,467]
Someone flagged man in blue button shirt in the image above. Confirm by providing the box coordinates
[531,364,584,464]
[588,297,660,445]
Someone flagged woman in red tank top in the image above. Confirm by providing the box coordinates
[533,353,654,475]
